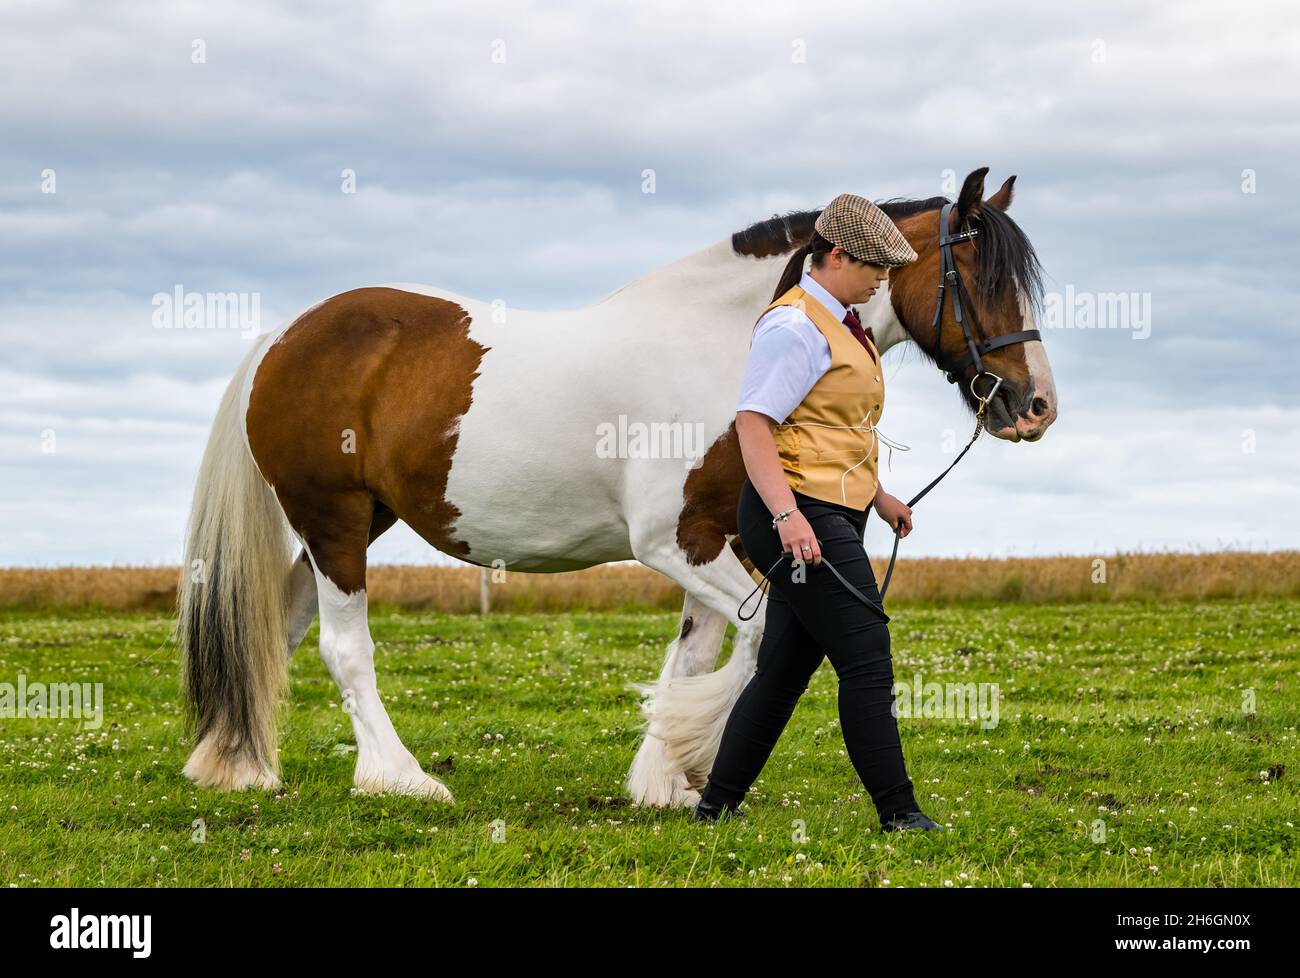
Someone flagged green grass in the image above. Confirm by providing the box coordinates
[0,601,1296,887]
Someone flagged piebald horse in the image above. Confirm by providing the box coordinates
[177,167,1057,806]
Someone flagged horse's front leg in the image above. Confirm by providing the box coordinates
[626,527,767,808]
[625,592,732,807]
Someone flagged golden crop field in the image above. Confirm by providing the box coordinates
[2,550,1297,612]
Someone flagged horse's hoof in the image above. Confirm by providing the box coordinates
[676,786,702,808]
[183,737,280,791]
[354,768,454,801]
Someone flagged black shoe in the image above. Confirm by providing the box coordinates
[881,810,946,832]
[692,797,745,822]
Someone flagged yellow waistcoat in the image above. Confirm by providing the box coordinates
[750,285,885,510]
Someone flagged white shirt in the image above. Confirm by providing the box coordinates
[736,271,852,424]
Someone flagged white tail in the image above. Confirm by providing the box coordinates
[175,345,295,789]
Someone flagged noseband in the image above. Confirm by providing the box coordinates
[931,200,1041,399]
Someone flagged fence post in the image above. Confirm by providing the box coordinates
[480,566,490,615]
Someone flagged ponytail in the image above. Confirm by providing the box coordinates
[769,229,837,301]
[770,242,811,301]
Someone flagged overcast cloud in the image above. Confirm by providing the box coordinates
[2,0,1297,565]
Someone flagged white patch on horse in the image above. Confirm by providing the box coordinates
[857,282,908,353]
[1016,280,1056,412]
[383,243,783,573]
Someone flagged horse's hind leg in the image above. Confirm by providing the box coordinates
[285,553,317,658]
[300,492,452,800]
[285,503,397,660]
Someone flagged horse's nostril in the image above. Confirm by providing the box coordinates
[1029,396,1049,419]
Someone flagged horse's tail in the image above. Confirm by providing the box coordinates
[176,343,294,790]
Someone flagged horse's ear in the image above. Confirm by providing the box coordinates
[954,167,990,228]
[985,174,1016,212]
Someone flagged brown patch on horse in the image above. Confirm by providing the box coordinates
[675,422,747,565]
[246,287,488,589]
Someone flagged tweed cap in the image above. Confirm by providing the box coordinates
[814,193,918,267]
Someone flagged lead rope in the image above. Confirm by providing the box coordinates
[737,379,998,622]
[877,394,988,600]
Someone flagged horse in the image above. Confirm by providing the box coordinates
[175,166,1057,807]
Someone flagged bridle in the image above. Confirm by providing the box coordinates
[738,199,1043,623]
[930,200,1041,400]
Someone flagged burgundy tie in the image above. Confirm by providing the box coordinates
[842,307,877,362]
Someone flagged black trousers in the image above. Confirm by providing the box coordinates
[701,478,920,821]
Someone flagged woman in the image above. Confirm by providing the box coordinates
[693,193,945,832]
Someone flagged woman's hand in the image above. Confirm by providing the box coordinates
[873,491,913,538]
[777,510,822,566]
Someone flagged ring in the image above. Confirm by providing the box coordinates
[801,544,810,551]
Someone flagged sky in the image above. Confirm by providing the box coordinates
[2,0,1297,566]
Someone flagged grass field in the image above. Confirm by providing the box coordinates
[0,600,1296,887]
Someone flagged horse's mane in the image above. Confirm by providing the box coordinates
[731,195,1043,309]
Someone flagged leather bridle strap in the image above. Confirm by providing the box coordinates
[878,406,985,600]
[739,549,892,625]
[931,201,1041,383]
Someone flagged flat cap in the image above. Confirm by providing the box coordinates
[814,193,918,267]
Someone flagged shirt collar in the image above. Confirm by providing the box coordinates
[799,271,849,324]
